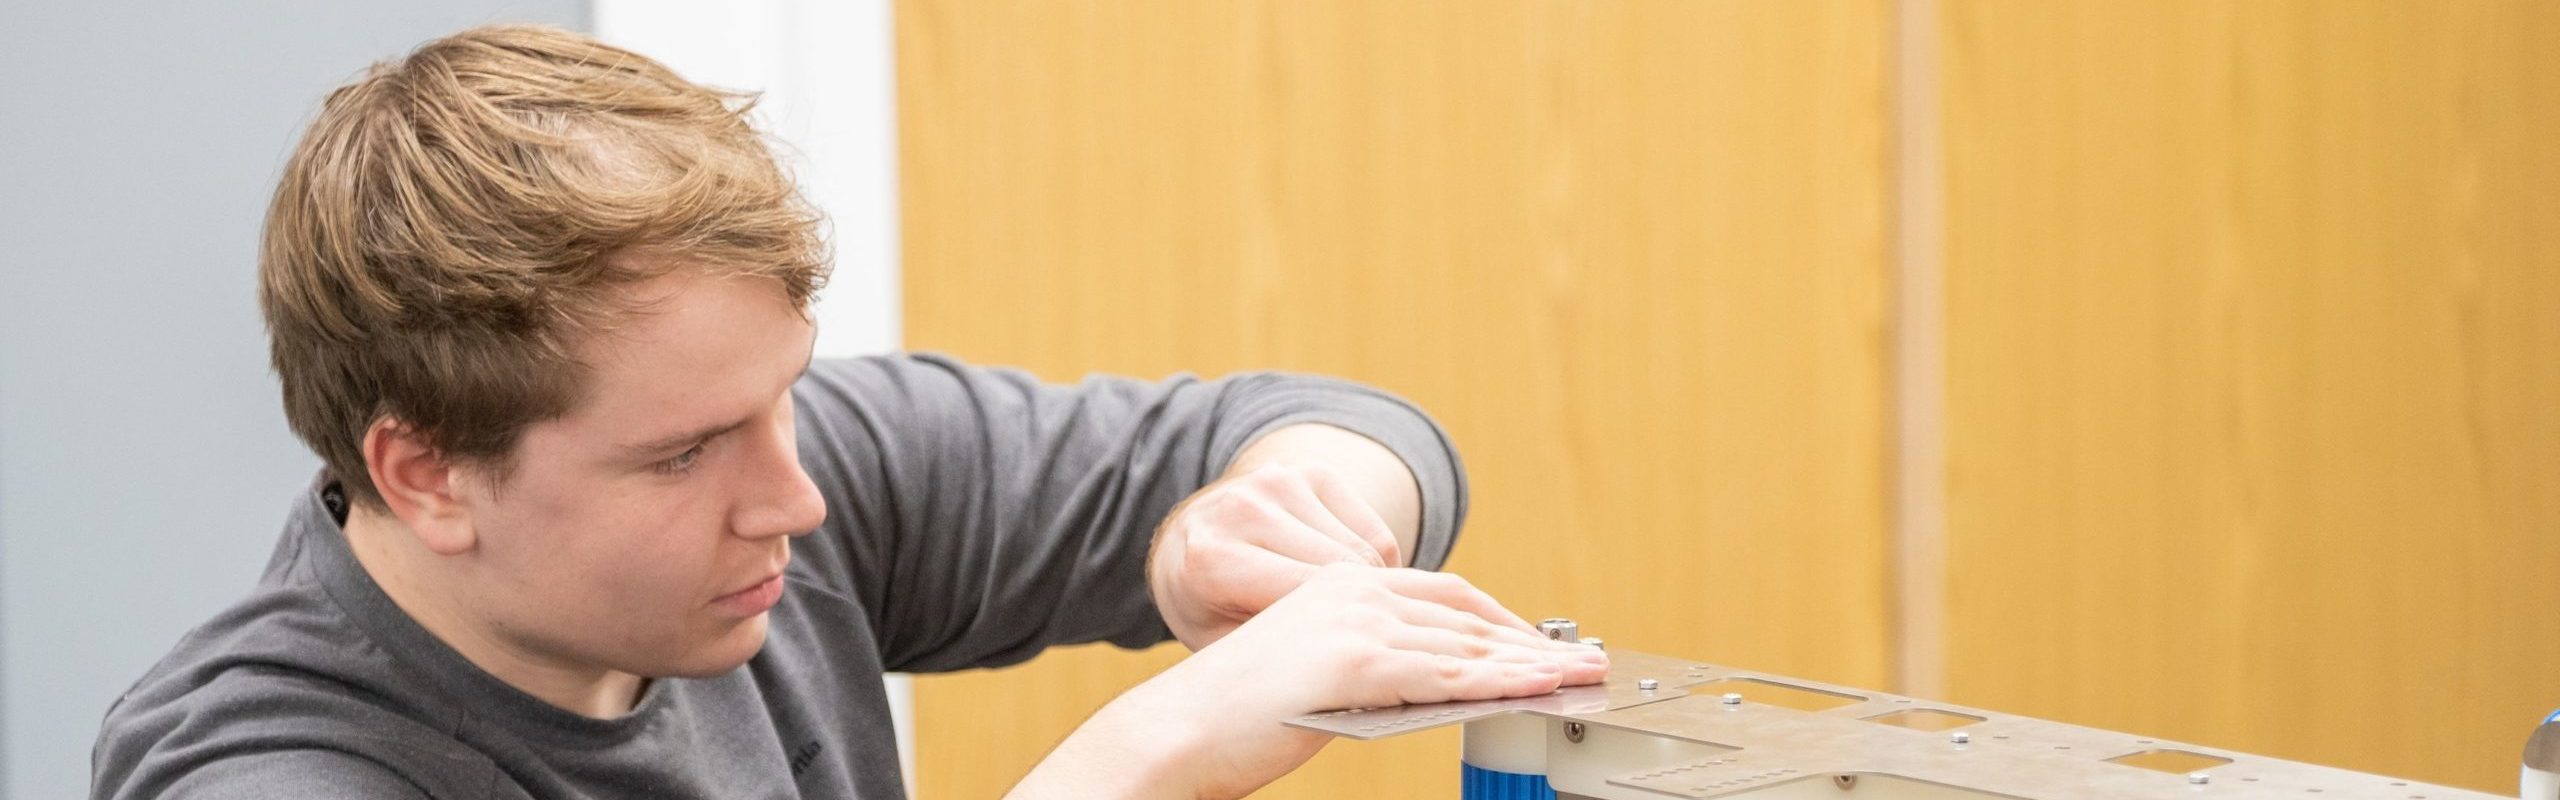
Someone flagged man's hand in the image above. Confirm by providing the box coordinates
[1150,460,1409,649]
[1015,564,1611,799]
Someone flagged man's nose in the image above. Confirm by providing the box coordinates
[732,425,826,540]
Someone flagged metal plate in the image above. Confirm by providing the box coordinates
[1291,650,2508,800]
[1287,650,1700,740]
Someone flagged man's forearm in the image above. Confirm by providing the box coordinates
[1010,687,1201,800]
[1221,423,1423,565]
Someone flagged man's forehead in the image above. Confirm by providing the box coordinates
[557,269,815,429]
[584,266,807,349]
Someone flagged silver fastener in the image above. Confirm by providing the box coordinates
[1721,692,1744,706]
[1564,722,1586,743]
[1637,678,1660,691]
[1538,619,1579,642]
[1950,732,1971,744]
[2187,773,2210,785]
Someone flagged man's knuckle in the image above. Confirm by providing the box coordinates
[1433,654,1467,682]
[1421,572,1469,593]
[1340,645,1386,674]
[1205,495,1263,526]
[1350,577,1395,601]
[1182,537,1224,568]
[1249,463,1297,489]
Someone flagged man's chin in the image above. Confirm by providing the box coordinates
[647,615,773,679]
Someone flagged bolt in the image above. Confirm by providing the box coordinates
[1564,722,1586,743]
[1579,636,1605,650]
[1637,678,1660,691]
[1951,732,1971,744]
[1539,619,1579,643]
[2187,772,2210,785]
[1721,692,1744,706]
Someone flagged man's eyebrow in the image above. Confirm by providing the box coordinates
[624,336,816,458]
[623,417,752,457]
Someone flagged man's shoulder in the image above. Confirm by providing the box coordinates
[93,580,486,798]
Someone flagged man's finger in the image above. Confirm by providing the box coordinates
[1232,505,1378,573]
[1304,466,1404,568]
[1388,591,1597,653]
[1196,537,1333,613]
[1375,569,1540,634]
[1254,470,1388,568]
[1371,654,1565,707]
[1384,623,1596,668]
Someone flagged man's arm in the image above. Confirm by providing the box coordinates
[787,354,1468,672]
[1012,565,1609,799]
[785,354,1591,797]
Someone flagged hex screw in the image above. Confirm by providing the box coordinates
[1721,692,1744,706]
[2187,772,2210,785]
[1637,678,1660,691]
[1951,731,1971,744]
[1539,619,1579,643]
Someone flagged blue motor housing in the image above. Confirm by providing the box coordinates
[1461,762,1555,800]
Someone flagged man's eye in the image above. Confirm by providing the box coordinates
[657,443,706,475]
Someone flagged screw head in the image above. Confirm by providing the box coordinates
[2187,772,2210,785]
[1637,678,1660,691]
[1720,692,1744,705]
[1951,731,1971,744]
[1538,619,1579,642]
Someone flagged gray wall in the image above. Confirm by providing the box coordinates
[0,2,586,797]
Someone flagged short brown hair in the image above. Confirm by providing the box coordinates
[260,24,828,509]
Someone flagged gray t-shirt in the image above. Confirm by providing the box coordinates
[91,353,1466,799]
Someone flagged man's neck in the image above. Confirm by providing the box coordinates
[340,506,648,719]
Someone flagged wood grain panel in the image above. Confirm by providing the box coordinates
[898,2,1893,796]
[1939,2,2560,791]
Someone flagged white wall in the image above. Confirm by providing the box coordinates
[592,0,904,359]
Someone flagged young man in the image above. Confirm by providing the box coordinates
[89,24,1607,799]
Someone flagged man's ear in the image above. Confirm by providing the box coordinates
[361,418,479,556]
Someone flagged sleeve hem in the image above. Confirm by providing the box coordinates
[1208,383,1469,572]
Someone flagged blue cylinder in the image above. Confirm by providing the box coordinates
[1461,762,1556,800]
